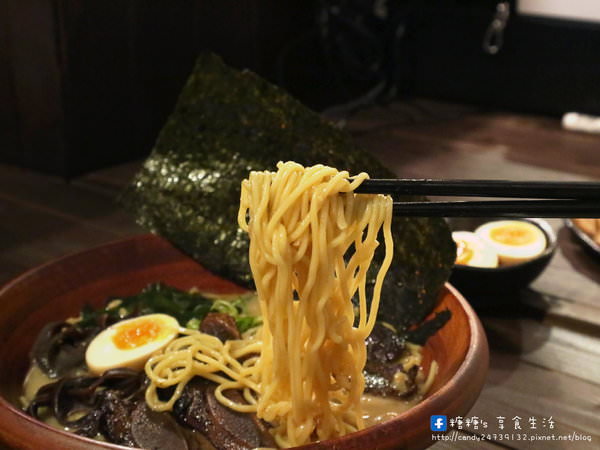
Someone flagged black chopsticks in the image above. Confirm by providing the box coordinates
[391,200,600,218]
[355,179,600,199]
[354,179,600,218]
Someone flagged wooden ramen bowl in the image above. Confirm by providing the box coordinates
[0,234,488,449]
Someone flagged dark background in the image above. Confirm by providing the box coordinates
[1,0,599,178]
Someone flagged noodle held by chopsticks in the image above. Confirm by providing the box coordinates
[239,161,393,447]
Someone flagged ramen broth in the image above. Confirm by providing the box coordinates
[23,362,422,432]
[22,284,435,446]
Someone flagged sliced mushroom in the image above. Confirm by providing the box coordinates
[200,313,241,342]
[173,378,275,450]
[131,401,189,450]
[30,321,98,378]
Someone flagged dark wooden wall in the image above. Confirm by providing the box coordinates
[0,0,313,177]
[402,1,600,117]
[3,1,599,177]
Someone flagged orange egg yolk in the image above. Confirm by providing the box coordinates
[112,318,164,350]
[490,226,535,246]
[455,239,473,265]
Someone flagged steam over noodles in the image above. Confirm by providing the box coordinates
[144,161,392,447]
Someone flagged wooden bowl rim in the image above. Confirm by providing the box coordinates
[0,234,488,449]
[302,282,488,448]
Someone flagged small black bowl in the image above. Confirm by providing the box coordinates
[447,217,557,299]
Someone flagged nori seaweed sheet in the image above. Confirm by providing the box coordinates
[121,54,455,334]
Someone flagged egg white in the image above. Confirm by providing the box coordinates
[475,220,547,266]
[452,231,499,268]
[85,313,180,375]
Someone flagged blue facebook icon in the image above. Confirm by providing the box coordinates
[430,415,447,432]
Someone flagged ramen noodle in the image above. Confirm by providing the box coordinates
[239,161,393,446]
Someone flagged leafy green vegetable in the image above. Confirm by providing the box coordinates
[235,315,263,333]
[78,283,260,333]
[185,317,202,330]
[79,283,212,329]
[121,53,455,335]
[210,294,263,332]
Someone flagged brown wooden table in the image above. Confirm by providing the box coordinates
[1,100,598,449]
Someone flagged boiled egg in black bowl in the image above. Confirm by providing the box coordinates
[447,217,557,300]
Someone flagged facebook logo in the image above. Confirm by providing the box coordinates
[430,415,447,432]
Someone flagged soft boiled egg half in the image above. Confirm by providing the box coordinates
[86,313,180,375]
[452,231,499,268]
[475,220,547,266]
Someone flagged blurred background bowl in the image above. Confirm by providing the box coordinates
[0,234,488,450]
[447,218,557,300]
[565,219,600,261]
